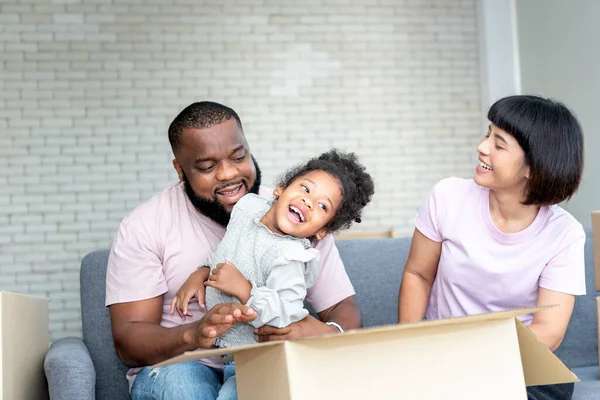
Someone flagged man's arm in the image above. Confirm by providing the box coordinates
[253,296,360,342]
[317,295,362,330]
[110,295,257,367]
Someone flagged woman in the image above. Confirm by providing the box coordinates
[398,95,585,400]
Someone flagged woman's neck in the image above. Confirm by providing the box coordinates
[488,189,541,234]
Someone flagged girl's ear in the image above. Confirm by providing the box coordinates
[273,185,285,198]
[315,228,329,241]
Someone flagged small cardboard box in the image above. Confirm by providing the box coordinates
[155,308,577,400]
[0,291,49,400]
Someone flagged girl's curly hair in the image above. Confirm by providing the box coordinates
[276,149,375,233]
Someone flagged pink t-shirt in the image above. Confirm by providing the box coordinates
[415,177,586,326]
[105,182,355,385]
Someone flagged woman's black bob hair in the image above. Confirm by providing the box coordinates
[488,95,584,206]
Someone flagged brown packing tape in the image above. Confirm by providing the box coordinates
[593,212,600,291]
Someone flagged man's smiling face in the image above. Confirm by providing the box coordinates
[172,118,261,226]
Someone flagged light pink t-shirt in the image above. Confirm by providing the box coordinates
[105,182,355,385]
[415,177,586,326]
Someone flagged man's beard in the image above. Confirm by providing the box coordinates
[182,156,262,227]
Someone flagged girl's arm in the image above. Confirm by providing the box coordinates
[246,260,310,329]
[398,228,442,323]
[528,288,575,351]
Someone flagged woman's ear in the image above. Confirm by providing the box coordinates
[273,185,285,198]
[173,159,184,182]
[523,163,531,180]
[315,228,329,241]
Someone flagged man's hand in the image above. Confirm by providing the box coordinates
[205,261,252,303]
[169,267,211,320]
[189,303,258,348]
[253,315,337,342]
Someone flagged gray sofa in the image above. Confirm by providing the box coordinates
[45,230,600,399]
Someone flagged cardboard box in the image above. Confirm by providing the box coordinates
[155,307,577,400]
[592,211,600,291]
[0,291,49,400]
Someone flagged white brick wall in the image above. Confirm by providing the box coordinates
[1,0,482,340]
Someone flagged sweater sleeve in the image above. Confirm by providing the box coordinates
[245,260,309,328]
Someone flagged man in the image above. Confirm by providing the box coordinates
[106,101,361,399]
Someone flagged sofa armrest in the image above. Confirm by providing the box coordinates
[44,337,96,400]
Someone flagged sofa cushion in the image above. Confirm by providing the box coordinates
[554,229,598,369]
[335,237,410,328]
[80,250,130,400]
[572,366,600,400]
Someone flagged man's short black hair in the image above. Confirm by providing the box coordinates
[488,95,584,206]
[168,101,243,151]
[276,149,375,233]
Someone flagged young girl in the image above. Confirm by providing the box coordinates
[171,149,374,400]
[399,95,585,400]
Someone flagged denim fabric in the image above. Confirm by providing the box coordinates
[217,362,237,400]
[527,382,574,400]
[131,361,222,400]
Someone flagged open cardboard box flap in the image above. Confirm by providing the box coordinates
[154,306,577,387]
[0,291,49,400]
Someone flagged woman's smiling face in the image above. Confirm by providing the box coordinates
[475,124,530,195]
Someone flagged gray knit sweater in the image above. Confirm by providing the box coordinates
[204,193,320,348]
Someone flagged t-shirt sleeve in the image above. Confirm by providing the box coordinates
[305,234,355,313]
[539,230,587,296]
[414,180,444,242]
[105,219,168,306]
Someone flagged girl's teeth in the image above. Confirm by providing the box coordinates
[290,206,304,222]
[479,161,493,171]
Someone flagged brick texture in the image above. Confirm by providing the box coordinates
[0,0,482,339]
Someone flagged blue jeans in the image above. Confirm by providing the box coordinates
[527,382,574,400]
[131,361,238,400]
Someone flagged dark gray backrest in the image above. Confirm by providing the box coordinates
[335,237,410,328]
[80,250,129,400]
[554,228,598,368]
[79,230,596,400]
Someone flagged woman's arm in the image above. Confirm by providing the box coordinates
[528,287,575,352]
[398,228,442,323]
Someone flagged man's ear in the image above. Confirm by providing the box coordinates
[315,228,329,241]
[273,185,285,198]
[173,159,184,182]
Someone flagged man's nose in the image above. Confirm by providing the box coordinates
[216,161,237,181]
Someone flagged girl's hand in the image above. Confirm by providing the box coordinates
[205,261,252,303]
[169,267,210,320]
